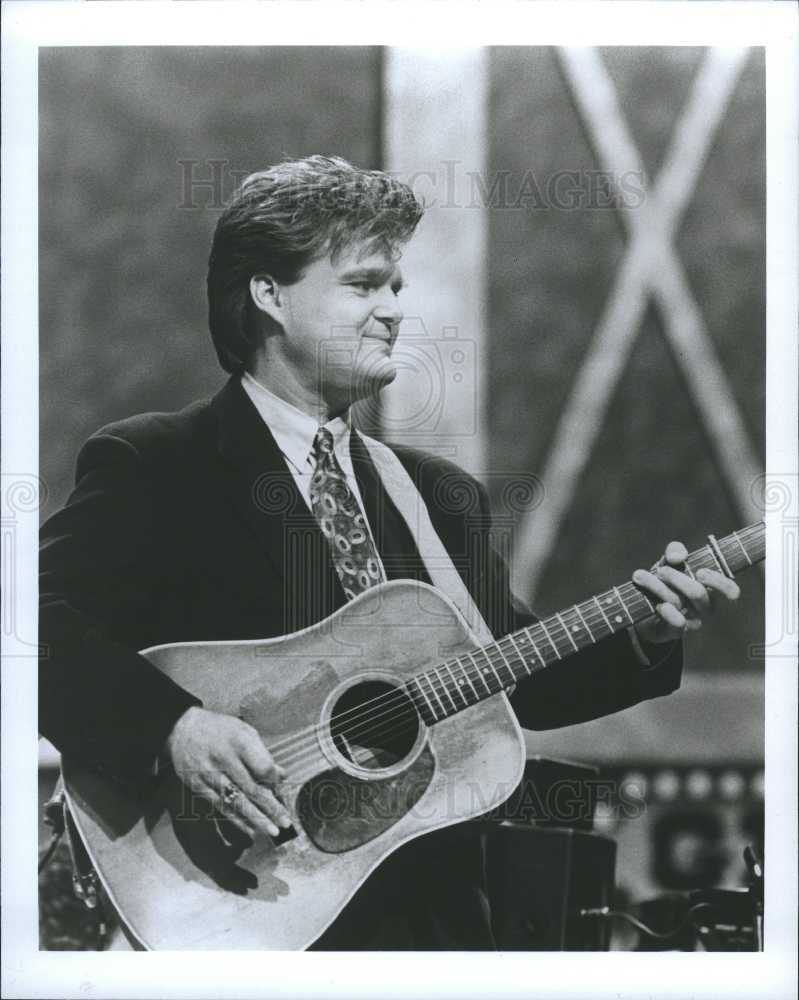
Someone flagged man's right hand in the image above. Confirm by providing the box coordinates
[164,706,292,839]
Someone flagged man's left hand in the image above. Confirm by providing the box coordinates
[632,540,741,646]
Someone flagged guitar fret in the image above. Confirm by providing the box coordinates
[632,582,657,614]
[412,676,438,721]
[600,590,624,627]
[593,595,614,633]
[467,650,493,695]
[574,604,596,642]
[505,632,532,675]
[705,542,724,575]
[613,586,634,625]
[732,530,753,566]
[707,534,734,579]
[405,680,426,720]
[457,657,481,700]
[422,673,447,718]
[623,584,652,620]
[538,619,562,660]
[556,612,580,653]
[401,522,763,730]
[480,648,506,688]
[493,642,517,684]
[739,524,765,561]
[432,664,458,714]
[523,627,548,668]
[443,662,471,709]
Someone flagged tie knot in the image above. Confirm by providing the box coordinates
[313,426,335,459]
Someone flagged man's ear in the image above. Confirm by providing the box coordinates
[249,274,283,326]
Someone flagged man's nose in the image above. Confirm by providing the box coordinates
[373,291,403,330]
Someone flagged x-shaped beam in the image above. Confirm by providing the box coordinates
[513,47,762,604]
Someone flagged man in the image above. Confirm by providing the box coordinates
[39,155,740,949]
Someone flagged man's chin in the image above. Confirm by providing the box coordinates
[353,356,398,396]
[373,360,398,386]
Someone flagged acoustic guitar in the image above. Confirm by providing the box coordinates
[62,521,764,949]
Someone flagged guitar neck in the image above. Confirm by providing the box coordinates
[406,521,765,725]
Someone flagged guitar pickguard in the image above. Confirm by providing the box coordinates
[296,747,435,853]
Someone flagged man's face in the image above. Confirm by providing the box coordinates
[276,243,405,407]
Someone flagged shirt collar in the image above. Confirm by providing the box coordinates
[240,371,351,473]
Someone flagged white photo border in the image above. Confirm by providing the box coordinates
[2,2,796,998]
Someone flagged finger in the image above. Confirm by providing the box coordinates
[632,569,683,609]
[664,540,689,566]
[216,774,281,838]
[198,776,257,839]
[226,759,293,831]
[238,731,288,784]
[251,785,294,830]
[696,567,741,601]
[654,565,711,616]
[227,789,281,838]
[205,770,278,838]
[233,761,293,828]
[655,601,690,631]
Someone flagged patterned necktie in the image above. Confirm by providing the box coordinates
[309,427,386,601]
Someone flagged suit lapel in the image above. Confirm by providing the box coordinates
[350,429,434,585]
[349,429,389,559]
[210,377,346,625]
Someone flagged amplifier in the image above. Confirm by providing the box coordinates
[484,822,616,950]
[485,755,601,831]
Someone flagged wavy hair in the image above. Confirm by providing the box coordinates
[207,155,424,373]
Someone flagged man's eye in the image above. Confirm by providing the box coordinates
[351,282,372,292]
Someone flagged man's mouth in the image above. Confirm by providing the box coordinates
[361,332,394,348]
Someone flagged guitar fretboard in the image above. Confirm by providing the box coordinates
[405,521,764,725]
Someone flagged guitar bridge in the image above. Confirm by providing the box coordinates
[271,823,298,846]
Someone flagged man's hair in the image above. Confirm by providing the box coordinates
[207,155,425,373]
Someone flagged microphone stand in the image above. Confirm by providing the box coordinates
[743,844,764,951]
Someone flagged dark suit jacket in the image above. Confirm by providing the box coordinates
[39,375,682,949]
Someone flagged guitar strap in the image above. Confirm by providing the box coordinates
[357,432,495,646]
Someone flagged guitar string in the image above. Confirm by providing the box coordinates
[276,532,763,777]
[267,531,761,768]
[269,572,661,760]
[275,615,760,772]
[278,601,657,772]
[272,597,636,765]
[274,572,751,772]
[269,533,761,767]
[281,529,765,778]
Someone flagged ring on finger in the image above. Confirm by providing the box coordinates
[221,782,238,806]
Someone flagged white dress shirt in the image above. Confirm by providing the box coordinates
[240,371,386,576]
[241,371,654,665]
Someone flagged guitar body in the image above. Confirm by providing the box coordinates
[63,580,525,950]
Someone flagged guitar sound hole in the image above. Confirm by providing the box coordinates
[329,680,419,771]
